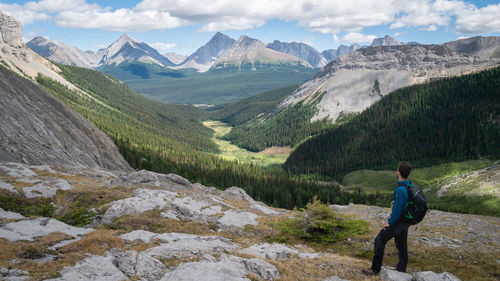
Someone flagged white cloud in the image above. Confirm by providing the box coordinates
[343,32,377,44]
[456,36,470,40]
[2,0,500,37]
[419,25,438,31]
[455,3,500,34]
[54,9,184,32]
[393,31,407,37]
[149,42,177,52]
[333,34,339,44]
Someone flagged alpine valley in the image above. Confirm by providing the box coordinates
[1,8,499,281]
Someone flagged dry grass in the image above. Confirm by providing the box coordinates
[59,230,125,256]
[102,209,217,236]
[271,255,379,281]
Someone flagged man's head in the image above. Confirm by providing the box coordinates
[397,161,411,179]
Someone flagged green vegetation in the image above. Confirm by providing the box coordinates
[36,64,391,210]
[208,85,299,126]
[0,191,55,217]
[273,198,368,244]
[99,61,315,105]
[222,100,334,152]
[57,207,96,227]
[203,121,288,167]
[285,67,500,179]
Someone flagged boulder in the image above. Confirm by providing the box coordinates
[379,267,412,281]
[0,162,37,177]
[0,208,24,220]
[224,186,255,202]
[239,243,321,259]
[413,271,461,281]
[46,253,128,281]
[159,254,280,281]
[0,218,92,241]
[101,188,177,223]
[0,179,18,194]
[111,249,166,281]
[218,209,259,228]
[22,178,73,198]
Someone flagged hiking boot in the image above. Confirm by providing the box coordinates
[362,268,379,275]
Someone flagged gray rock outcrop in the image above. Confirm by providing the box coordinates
[0,217,92,241]
[379,267,412,281]
[413,271,461,281]
[0,66,132,171]
[371,35,401,47]
[0,12,22,47]
[279,36,500,123]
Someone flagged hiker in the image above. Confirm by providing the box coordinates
[363,161,412,275]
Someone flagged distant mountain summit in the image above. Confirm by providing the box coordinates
[212,35,312,71]
[27,33,175,68]
[371,35,401,47]
[164,52,188,65]
[321,43,360,61]
[178,32,235,72]
[97,34,174,67]
[27,36,99,68]
[267,40,327,68]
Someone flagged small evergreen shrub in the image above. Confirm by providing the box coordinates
[276,198,368,244]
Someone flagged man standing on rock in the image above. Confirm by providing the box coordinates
[363,161,411,275]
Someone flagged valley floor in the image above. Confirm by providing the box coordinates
[203,121,289,167]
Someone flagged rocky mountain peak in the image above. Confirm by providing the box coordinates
[267,40,327,68]
[176,32,235,71]
[0,11,22,47]
[371,35,401,47]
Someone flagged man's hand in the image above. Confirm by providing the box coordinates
[390,201,394,208]
[383,222,390,228]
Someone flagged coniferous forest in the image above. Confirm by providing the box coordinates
[37,65,390,210]
[285,67,500,180]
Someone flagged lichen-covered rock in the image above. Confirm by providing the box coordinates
[160,197,222,223]
[111,249,166,281]
[159,254,280,281]
[112,170,189,187]
[0,208,24,220]
[101,188,177,223]
[224,186,255,202]
[46,253,128,281]
[0,162,37,177]
[0,218,92,241]
[0,179,18,194]
[218,209,259,228]
[379,267,412,281]
[22,178,73,198]
[413,271,461,281]
[239,243,321,259]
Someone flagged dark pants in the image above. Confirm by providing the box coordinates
[371,222,410,273]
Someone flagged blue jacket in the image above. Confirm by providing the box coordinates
[388,179,410,226]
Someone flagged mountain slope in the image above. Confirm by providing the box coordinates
[0,66,131,170]
[27,36,99,68]
[284,67,500,178]
[321,43,361,61]
[164,52,188,65]
[370,35,401,47]
[267,40,327,68]
[97,34,174,67]
[177,32,235,72]
[279,36,500,123]
[211,36,312,71]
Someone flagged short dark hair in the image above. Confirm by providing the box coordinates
[398,161,411,179]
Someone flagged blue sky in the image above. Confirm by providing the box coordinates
[1,0,500,55]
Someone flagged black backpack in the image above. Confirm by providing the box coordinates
[400,182,427,225]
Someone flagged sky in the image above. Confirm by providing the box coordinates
[1,0,500,56]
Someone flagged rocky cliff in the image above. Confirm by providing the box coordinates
[0,162,497,280]
[279,37,500,122]
[0,11,131,171]
[0,66,131,170]
[267,40,328,68]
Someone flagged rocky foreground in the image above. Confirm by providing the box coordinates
[0,162,499,281]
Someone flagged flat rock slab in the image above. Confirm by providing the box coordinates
[101,188,177,223]
[0,179,18,194]
[46,253,128,281]
[413,271,461,281]
[239,243,321,259]
[0,207,24,220]
[160,197,222,222]
[0,162,37,177]
[22,178,73,198]
[0,217,92,241]
[112,170,190,187]
[160,254,280,281]
[379,267,412,281]
[218,209,259,228]
[323,277,350,281]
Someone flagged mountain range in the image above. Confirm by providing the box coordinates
[26,32,400,72]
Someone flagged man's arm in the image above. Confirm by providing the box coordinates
[388,187,406,226]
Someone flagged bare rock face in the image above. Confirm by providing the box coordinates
[0,66,132,171]
[0,12,22,47]
[278,37,500,123]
